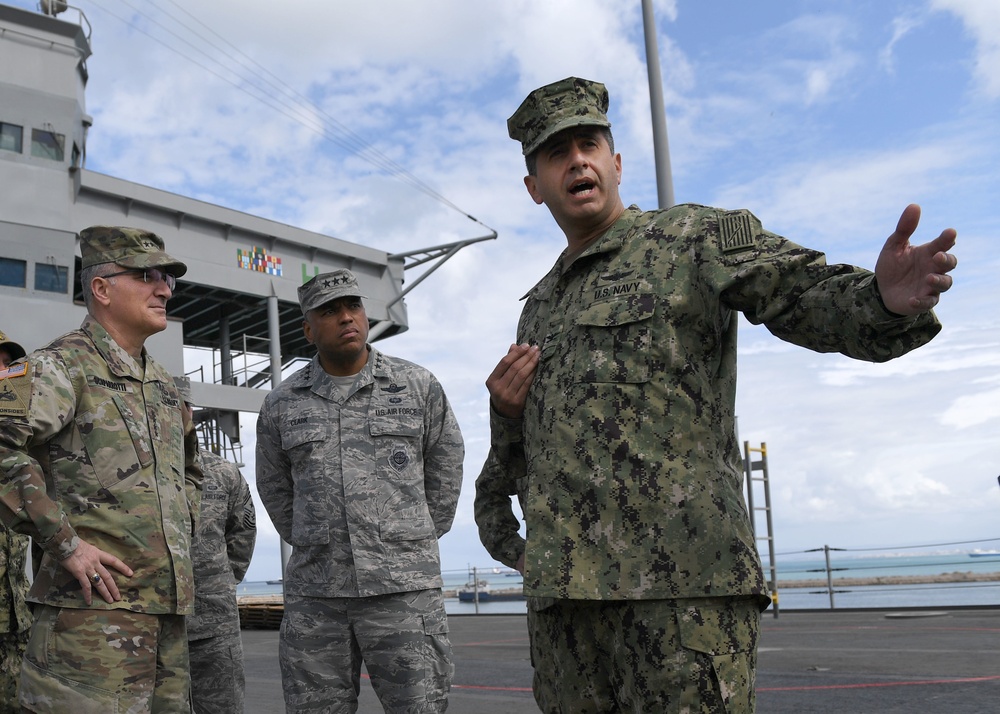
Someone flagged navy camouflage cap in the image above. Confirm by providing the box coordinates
[298,269,367,315]
[508,77,612,157]
[0,329,26,362]
[79,226,187,277]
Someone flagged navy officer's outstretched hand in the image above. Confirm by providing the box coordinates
[875,204,957,315]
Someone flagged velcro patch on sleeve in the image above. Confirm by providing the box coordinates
[719,212,756,253]
[0,361,31,418]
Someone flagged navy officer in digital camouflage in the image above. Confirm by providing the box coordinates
[256,269,464,713]
[475,77,958,713]
[0,226,202,713]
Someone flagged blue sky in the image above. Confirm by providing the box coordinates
[10,0,998,581]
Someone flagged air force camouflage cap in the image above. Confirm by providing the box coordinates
[508,77,611,156]
[0,329,26,362]
[79,226,188,277]
[298,269,367,315]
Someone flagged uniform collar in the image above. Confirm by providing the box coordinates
[306,346,392,400]
[523,205,643,301]
[80,315,146,380]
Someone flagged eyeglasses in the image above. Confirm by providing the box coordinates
[104,268,177,291]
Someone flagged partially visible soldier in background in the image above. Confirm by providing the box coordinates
[0,329,26,369]
[0,227,201,713]
[0,517,29,714]
[0,328,31,714]
[176,377,257,714]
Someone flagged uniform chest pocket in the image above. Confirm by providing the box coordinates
[574,296,655,383]
[369,410,423,483]
[77,394,151,490]
[280,424,330,547]
[280,424,327,473]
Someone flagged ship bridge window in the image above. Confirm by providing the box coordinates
[0,122,23,153]
[0,258,27,288]
[31,128,65,161]
[35,263,69,293]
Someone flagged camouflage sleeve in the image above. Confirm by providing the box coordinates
[0,356,79,559]
[255,398,294,542]
[717,209,940,361]
[421,377,464,538]
[474,406,527,570]
[224,463,256,584]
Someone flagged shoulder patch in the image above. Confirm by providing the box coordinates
[0,361,31,418]
[719,212,756,253]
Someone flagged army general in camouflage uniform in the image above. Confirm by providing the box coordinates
[0,227,202,713]
[475,77,958,713]
[0,330,31,714]
[177,378,257,714]
[256,269,464,713]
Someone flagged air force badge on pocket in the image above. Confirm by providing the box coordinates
[388,442,410,473]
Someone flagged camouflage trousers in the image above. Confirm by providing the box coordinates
[188,632,245,714]
[279,588,453,713]
[1,628,28,714]
[527,596,760,714]
[19,605,190,714]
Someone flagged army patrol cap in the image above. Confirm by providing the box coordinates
[298,269,367,315]
[508,76,612,157]
[0,329,26,362]
[79,226,188,277]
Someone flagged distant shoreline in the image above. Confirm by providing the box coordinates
[774,570,1000,589]
[239,570,1000,604]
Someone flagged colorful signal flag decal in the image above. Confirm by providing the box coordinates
[237,247,283,276]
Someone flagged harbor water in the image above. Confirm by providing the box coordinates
[238,550,1000,614]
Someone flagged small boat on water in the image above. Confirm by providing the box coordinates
[457,580,524,603]
[968,550,1000,558]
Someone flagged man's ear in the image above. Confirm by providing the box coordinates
[524,175,545,205]
[90,275,112,307]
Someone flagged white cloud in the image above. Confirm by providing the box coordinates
[931,0,1000,98]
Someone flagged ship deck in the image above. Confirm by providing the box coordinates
[242,606,1000,713]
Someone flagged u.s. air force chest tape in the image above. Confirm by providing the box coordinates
[0,361,30,417]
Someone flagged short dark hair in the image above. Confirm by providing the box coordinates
[80,262,120,311]
[525,126,615,176]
